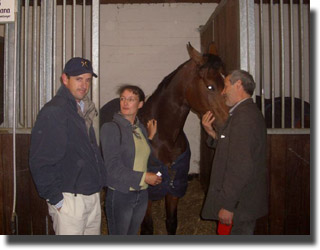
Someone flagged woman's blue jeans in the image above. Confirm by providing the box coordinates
[105,188,148,235]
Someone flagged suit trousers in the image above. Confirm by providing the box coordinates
[230,219,256,235]
[47,192,101,235]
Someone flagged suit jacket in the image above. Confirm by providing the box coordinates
[201,98,268,223]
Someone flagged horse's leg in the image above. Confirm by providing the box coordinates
[165,193,179,235]
[140,200,154,235]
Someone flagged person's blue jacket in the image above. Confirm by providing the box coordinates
[29,84,106,205]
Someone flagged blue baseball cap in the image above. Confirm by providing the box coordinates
[63,57,98,78]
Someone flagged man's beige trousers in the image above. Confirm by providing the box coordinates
[48,192,101,235]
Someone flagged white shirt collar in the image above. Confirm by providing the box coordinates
[78,100,85,113]
[229,97,250,114]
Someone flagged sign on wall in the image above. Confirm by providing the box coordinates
[0,0,15,23]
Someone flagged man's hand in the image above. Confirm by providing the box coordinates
[218,208,234,225]
[202,111,217,139]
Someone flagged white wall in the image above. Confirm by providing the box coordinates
[99,3,218,173]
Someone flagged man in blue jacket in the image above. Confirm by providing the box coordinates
[29,57,106,235]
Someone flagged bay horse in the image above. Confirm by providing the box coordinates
[100,43,228,235]
[138,43,228,234]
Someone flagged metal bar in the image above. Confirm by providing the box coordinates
[39,0,45,109]
[23,0,29,128]
[299,0,305,128]
[259,0,265,117]
[92,0,100,143]
[45,0,53,103]
[239,0,256,84]
[267,128,310,135]
[270,0,275,128]
[2,24,9,128]
[63,0,66,66]
[16,1,22,128]
[73,0,76,57]
[6,23,16,129]
[83,0,86,58]
[12,13,18,233]
[289,0,295,128]
[31,0,38,126]
[53,0,57,95]
[279,0,285,128]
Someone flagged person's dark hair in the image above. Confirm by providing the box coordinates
[117,85,145,102]
[229,70,256,96]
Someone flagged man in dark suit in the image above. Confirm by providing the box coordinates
[201,69,268,235]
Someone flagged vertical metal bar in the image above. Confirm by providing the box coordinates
[63,0,66,67]
[2,24,9,128]
[45,0,53,102]
[39,0,45,109]
[299,0,305,128]
[270,0,275,128]
[83,0,86,58]
[73,0,76,57]
[53,0,57,95]
[259,0,265,117]
[12,9,19,235]
[92,0,100,143]
[279,0,285,128]
[16,1,21,128]
[24,0,29,127]
[289,0,295,128]
[32,0,38,126]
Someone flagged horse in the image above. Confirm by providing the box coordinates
[100,43,228,235]
[139,43,228,234]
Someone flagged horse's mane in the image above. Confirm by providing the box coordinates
[147,54,224,100]
[149,60,189,96]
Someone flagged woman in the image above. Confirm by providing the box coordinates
[100,85,162,235]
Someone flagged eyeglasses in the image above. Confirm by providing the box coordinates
[120,97,138,103]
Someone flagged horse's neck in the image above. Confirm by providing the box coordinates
[144,83,190,141]
[141,83,190,167]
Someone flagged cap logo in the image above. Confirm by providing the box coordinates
[81,60,88,68]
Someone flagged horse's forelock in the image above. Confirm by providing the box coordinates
[201,54,224,71]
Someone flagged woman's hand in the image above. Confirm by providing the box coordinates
[202,111,217,139]
[147,119,157,140]
[145,172,162,186]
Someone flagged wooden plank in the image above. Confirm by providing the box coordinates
[15,134,32,234]
[1,134,13,234]
[269,135,287,234]
[0,135,4,234]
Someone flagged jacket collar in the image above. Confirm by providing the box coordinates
[113,112,140,128]
[229,98,253,115]
[56,84,78,111]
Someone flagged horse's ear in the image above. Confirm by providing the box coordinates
[208,42,218,55]
[187,42,204,65]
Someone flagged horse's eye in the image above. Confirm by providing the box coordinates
[207,85,214,91]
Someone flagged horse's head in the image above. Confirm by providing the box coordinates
[185,43,229,129]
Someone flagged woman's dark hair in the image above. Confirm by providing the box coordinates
[117,85,145,102]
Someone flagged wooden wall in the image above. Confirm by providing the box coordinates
[0,134,54,235]
[200,0,240,72]
[0,133,310,235]
[200,133,310,235]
